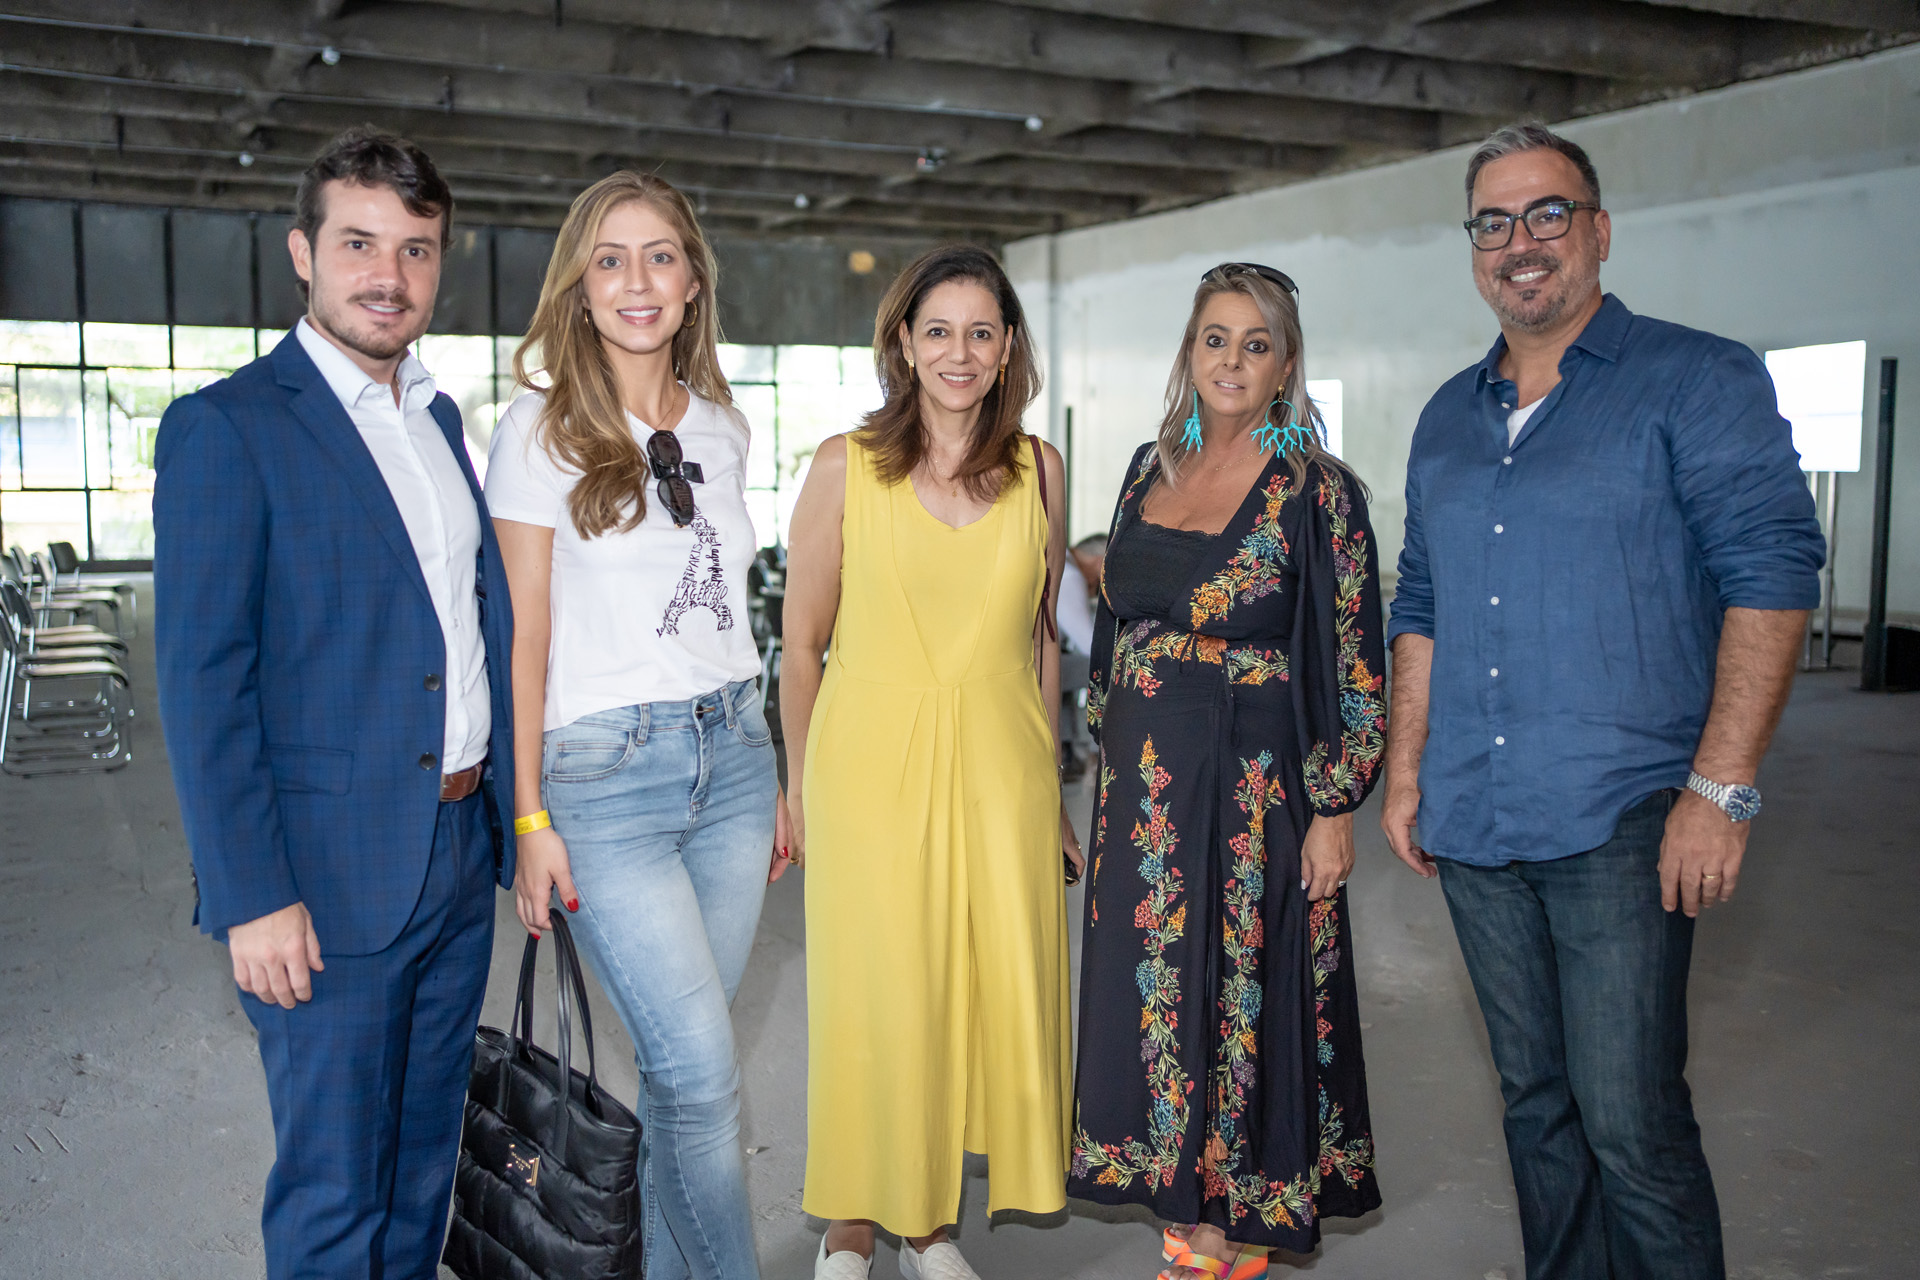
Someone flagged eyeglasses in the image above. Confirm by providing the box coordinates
[1463,199,1599,251]
[645,430,703,528]
[1203,262,1299,296]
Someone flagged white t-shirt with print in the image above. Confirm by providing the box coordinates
[484,388,762,731]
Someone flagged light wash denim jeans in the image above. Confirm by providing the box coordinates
[542,678,777,1280]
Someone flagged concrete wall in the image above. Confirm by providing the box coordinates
[1007,45,1920,616]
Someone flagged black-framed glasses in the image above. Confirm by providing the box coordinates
[1463,199,1599,251]
[645,430,703,528]
[1203,261,1299,296]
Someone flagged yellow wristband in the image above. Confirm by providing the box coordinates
[514,810,552,836]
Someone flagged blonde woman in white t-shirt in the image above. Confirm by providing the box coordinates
[486,171,789,1280]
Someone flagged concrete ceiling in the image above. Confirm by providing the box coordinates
[0,0,1915,242]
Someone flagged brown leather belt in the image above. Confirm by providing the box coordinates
[440,762,484,802]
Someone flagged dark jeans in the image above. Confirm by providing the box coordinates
[1437,791,1724,1280]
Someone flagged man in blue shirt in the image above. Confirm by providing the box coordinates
[1382,123,1823,1280]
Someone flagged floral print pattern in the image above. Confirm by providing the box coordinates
[1072,444,1385,1250]
[1191,472,1296,629]
[1301,467,1387,810]
[1071,737,1192,1193]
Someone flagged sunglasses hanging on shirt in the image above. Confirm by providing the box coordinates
[645,429,703,528]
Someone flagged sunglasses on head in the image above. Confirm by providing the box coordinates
[1203,262,1299,296]
[645,430,703,528]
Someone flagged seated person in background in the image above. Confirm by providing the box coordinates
[1057,533,1106,780]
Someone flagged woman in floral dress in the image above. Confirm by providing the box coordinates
[1068,263,1386,1278]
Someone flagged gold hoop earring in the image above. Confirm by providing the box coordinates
[905,352,915,371]
[997,361,1008,387]
[682,301,698,331]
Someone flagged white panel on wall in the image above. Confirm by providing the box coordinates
[1307,378,1343,457]
[1765,340,1865,473]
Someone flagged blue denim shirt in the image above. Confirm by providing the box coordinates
[1388,295,1823,865]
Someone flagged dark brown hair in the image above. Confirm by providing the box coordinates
[859,245,1040,502]
[515,171,732,540]
[294,126,454,276]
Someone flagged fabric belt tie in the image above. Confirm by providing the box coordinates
[440,761,484,802]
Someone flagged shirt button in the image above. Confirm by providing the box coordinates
[1495,735,1506,746]
[1494,523,1504,533]
[1491,596,1500,605]
[1490,667,1500,677]
[1503,456,1513,465]
[1501,402,1512,409]
[425,673,442,691]
[419,752,438,771]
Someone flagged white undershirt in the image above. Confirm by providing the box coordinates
[295,320,491,772]
[484,389,762,731]
[1507,397,1545,446]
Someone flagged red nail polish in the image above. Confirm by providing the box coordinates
[566,898,579,913]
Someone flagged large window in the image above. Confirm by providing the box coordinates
[0,319,879,562]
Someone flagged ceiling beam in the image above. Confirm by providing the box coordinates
[0,98,1143,226]
[0,0,1486,142]
[1628,0,1920,30]
[0,23,1331,181]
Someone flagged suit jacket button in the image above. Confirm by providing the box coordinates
[420,752,438,771]
[425,673,442,691]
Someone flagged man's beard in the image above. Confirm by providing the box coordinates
[1478,248,1597,335]
[311,284,427,361]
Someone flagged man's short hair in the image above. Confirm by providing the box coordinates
[1072,533,1108,556]
[294,126,454,255]
[1465,123,1601,210]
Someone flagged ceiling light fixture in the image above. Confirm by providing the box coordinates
[320,46,342,66]
[237,151,255,167]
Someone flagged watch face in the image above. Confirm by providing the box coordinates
[1724,785,1762,822]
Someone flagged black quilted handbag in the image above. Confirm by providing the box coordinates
[443,916,644,1279]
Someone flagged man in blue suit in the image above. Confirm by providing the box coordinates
[155,128,516,1279]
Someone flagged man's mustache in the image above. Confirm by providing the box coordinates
[346,291,415,310]
[1495,251,1560,282]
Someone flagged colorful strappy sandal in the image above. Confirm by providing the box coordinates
[1157,1243,1270,1280]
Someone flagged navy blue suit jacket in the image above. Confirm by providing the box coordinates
[154,332,517,956]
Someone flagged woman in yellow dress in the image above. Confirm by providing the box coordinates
[781,245,1081,1280]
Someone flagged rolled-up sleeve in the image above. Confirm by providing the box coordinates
[1669,343,1825,610]
[1386,429,1436,643]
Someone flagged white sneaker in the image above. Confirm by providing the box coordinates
[899,1239,981,1280]
[817,1234,874,1280]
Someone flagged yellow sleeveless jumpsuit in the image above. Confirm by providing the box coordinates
[802,434,1072,1235]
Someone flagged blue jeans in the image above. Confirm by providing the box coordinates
[1437,791,1723,1280]
[542,679,777,1280]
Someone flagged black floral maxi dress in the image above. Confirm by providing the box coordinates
[1068,444,1387,1252]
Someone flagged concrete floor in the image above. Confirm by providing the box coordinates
[2,603,1915,1279]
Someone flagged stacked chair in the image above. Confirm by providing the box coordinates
[1,546,134,776]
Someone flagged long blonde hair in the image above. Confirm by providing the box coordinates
[1154,269,1359,495]
[516,171,731,539]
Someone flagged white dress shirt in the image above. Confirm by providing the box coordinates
[296,320,491,772]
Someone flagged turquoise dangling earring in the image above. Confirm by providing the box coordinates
[1180,388,1204,451]
[1278,410,1316,456]
[1250,396,1291,453]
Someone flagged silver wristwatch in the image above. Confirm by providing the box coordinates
[1686,771,1762,822]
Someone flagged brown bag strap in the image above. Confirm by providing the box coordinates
[1031,435,1057,643]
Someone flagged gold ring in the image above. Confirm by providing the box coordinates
[1701,873,1722,879]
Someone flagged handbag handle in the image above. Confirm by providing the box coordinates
[508,916,604,1163]
[1030,435,1057,643]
